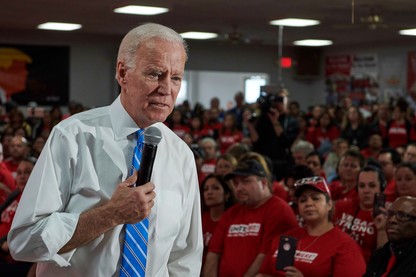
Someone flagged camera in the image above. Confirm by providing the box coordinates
[257,91,283,115]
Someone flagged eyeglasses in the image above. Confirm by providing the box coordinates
[386,210,416,222]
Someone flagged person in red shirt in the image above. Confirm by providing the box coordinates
[361,132,383,159]
[257,176,366,277]
[387,103,411,148]
[203,159,298,277]
[201,174,233,269]
[395,162,416,198]
[214,154,237,178]
[0,143,16,204]
[0,158,35,275]
[378,148,402,203]
[165,109,190,138]
[305,111,340,155]
[330,150,365,201]
[333,165,388,263]
[3,135,29,179]
[305,151,326,179]
[201,137,219,176]
[218,113,244,154]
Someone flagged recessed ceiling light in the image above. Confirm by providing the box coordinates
[293,39,333,46]
[270,18,320,27]
[180,32,218,40]
[399,28,416,36]
[37,22,82,31]
[114,5,169,15]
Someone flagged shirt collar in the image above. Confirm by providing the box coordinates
[109,95,139,140]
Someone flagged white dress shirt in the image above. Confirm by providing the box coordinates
[8,96,203,276]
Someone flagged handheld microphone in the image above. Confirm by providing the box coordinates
[136,126,162,187]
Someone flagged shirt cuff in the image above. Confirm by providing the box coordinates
[37,212,79,267]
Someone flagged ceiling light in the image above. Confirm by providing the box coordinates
[269,18,320,27]
[37,22,82,31]
[399,28,416,36]
[180,32,218,40]
[114,5,169,15]
[293,39,333,46]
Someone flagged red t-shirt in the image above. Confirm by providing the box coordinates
[201,159,216,176]
[258,226,366,277]
[360,148,380,159]
[0,193,21,238]
[209,196,298,277]
[0,162,16,203]
[202,211,220,266]
[272,181,288,200]
[170,124,190,139]
[387,121,409,148]
[333,198,377,263]
[329,180,358,201]
[218,129,243,154]
[384,179,398,204]
[3,159,19,179]
[306,126,340,149]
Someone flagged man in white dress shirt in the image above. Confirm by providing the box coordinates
[7,23,203,276]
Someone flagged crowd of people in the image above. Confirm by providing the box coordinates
[166,91,416,277]
[1,83,416,276]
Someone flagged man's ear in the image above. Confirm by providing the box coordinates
[116,62,127,84]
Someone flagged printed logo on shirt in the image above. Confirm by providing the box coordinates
[227,223,261,237]
[336,213,374,244]
[273,249,318,264]
[388,127,407,135]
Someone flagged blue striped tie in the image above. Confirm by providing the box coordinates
[120,130,149,277]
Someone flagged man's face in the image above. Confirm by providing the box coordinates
[118,38,186,128]
[231,175,267,207]
[16,160,34,191]
[378,153,395,181]
[293,151,306,166]
[338,156,361,182]
[306,155,321,176]
[9,137,27,159]
[404,145,416,163]
[202,141,216,160]
[386,198,416,243]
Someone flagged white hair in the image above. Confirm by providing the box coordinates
[116,23,188,78]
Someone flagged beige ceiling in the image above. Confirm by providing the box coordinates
[1,0,416,47]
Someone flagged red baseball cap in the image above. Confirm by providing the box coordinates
[294,176,331,198]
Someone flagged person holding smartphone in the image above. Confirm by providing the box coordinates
[256,177,366,277]
[333,165,389,263]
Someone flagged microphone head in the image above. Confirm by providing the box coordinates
[144,126,162,146]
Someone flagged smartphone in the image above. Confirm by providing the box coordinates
[275,235,297,271]
[373,192,386,218]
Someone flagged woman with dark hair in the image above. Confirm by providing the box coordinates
[341,106,369,149]
[395,162,416,197]
[218,113,244,154]
[333,165,388,262]
[257,177,366,277]
[305,111,340,156]
[201,174,233,267]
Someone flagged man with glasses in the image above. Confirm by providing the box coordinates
[364,196,416,276]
